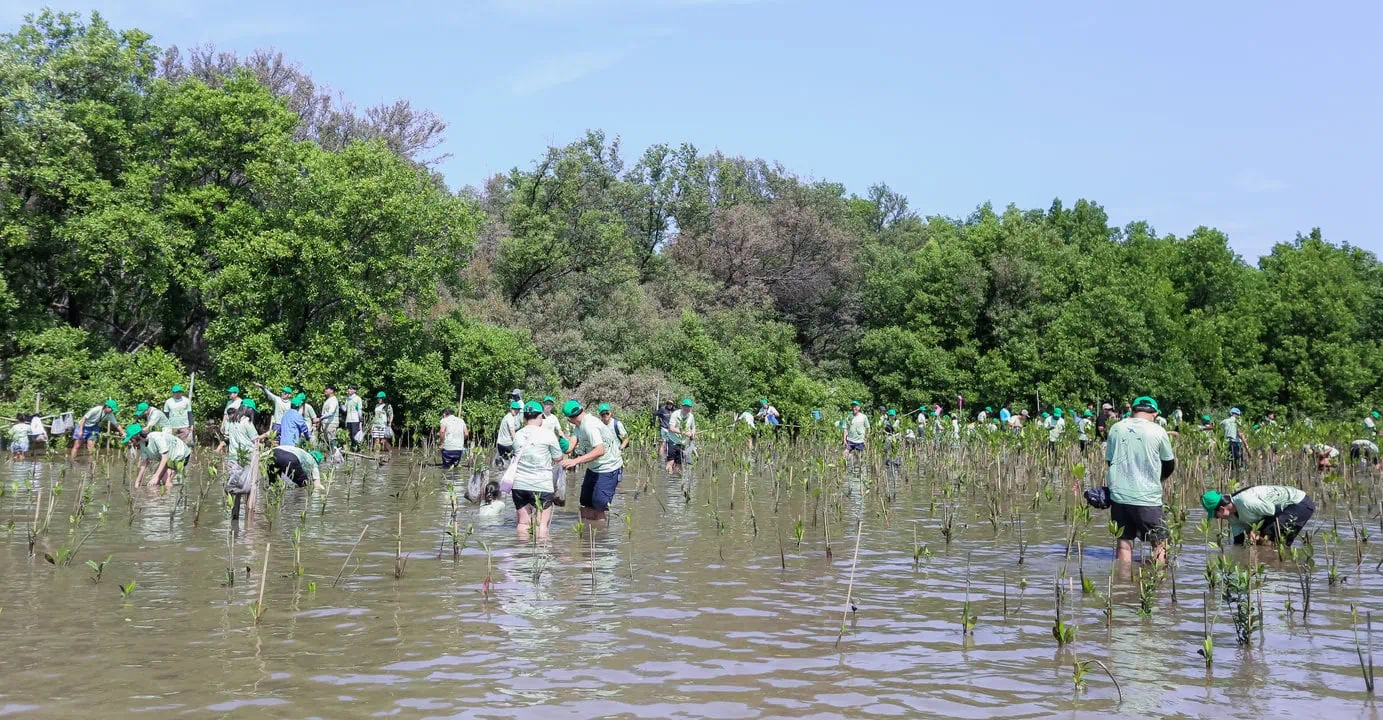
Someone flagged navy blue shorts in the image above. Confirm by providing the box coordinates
[440,449,464,469]
[74,425,101,441]
[846,441,865,453]
[512,489,553,510]
[581,468,622,511]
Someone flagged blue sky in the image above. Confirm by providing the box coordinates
[5,0,1380,260]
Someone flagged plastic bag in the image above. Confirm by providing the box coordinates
[498,457,518,494]
[551,464,567,507]
[49,413,72,437]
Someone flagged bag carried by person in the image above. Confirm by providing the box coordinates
[1083,486,1112,510]
[498,457,518,495]
[551,465,567,507]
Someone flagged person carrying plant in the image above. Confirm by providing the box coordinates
[225,401,260,496]
[1367,410,1380,437]
[1221,408,1246,469]
[163,384,193,443]
[270,444,325,490]
[561,399,623,526]
[842,400,869,460]
[511,400,564,540]
[69,400,120,459]
[215,386,243,452]
[343,385,365,450]
[137,402,169,432]
[1105,396,1175,565]
[439,408,469,469]
[495,399,523,466]
[370,391,394,453]
[1201,485,1315,548]
[666,398,696,477]
[319,385,341,450]
[126,423,192,488]
[600,403,630,450]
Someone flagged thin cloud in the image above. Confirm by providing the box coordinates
[509,46,634,95]
[1231,169,1288,193]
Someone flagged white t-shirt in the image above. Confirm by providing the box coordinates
[512,425,562,493]
[440,416,467,451]
[163,396,191,429]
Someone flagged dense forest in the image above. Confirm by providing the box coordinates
[2,11,1380,431]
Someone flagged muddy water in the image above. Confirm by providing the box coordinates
[0,447,1379,719]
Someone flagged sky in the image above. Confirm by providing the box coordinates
[4,0,1381,261]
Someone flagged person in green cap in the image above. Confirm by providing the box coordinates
[163,384,193,443]
[511,400,564,540]
[344,385,365,450]
[1202,485,1314,547]
[296,392,318,434]
[318,385,340,451]
[127,423,192,489]
[1047,407,1066,456]
[1222,407,1246,469]
[1077,410,1094,453]
[69,399,120,459]
[270,443,325,490]
[978,406,992,424]
[540,396,561,434]
[599,403,630,450]
[215,386,243,453]
[138,402,169,433]
[495,400,523,466]
[438,408,469,469]
[1367,410,1380,436]
[881,408,901,464]
[560,399,624,525]
[370,391,394,453]
[8,414,32,460]
[666,398,696,476]
[278,395,312,447]
[1105,396,1176,565]
[255,382,294,439]
[224,401,260,497]
[843,400,869,461]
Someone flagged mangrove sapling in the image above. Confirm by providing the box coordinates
[1199,590,1214,668]
[1052,577,1076,647]
[119,580,137,600]
[86,554,111,583]
[394,512,408,580]
[1351,605,1375,693]
[1071,653,1123,705]
[291,528,304,577]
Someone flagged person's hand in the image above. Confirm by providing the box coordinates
[560,457,578,470]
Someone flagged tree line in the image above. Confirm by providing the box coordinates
[2,11,1379,434]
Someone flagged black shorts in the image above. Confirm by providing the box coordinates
[494,444,514,467]
[271,448,308,487]
[1242,496,1315,547]
[512,489,553,511]
[666,443,684,464]
[440,449,464,469]
[1111,502,1168,543]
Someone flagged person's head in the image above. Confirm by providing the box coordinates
[441,408,454,419]
[105,399,119,414]
[888,409,897,417]
[1373,411,1380,420]
[598,403,612,422]
[291,394,304,409]
[850,400,862,414]
[347,385,357,396]
[1131,395,1160,419]
[1230,407,1242,417]
[760,399,768,407]
[1202,414,1212,423]
[1201,490,1234,519]
[562,399,584,421]
[681,398,694,415]
[985,406,993,413]
[509,400,522,414]
[1267,411,1276,419]
[324,385,336,397]
[137,402,151,417]
[543,396,556,413]
[376,391,387,403]
[280,386,293,400]
[227,385,240,399]
[122,423,146,447]
[664,400,674,410]
[523,400,543,423]
[311,450,324,464]
[1054,407,1064,418]
[171,384,184,398]
[239,401,257,421]
[1102,403,1113,412]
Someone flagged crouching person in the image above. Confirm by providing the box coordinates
[1201,485,1315,548]
[126,423,191,489]
[271,444,324,490]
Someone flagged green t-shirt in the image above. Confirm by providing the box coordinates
[1220,416,1240,441]
[496,412,521,446]
[343,395,363,423]
[1228,485,1307,538]
[226,418,259,464]
[141,431,191,464]
[668,410,696,446]
[1048,417,1066,442]
[574,414,622,473]
[81,405,114,429]
[846,413,870,443]
[145,408,169,431]
[222,398,242,433]
[10,423,28,444]
[371,403,392,429]
[320,396,339,425]
[163,396,191,429]
[277,445,321,483]
[1106,418,1175,507]
[512,425,562,493]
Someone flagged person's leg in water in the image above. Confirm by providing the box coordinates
[580,468,621,526]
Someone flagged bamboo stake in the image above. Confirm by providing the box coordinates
[835,519,865,647]
[332,525,369,587]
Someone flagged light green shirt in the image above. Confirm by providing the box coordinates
[226,418,258,464]
[371,403,392,429]
[1106,418,1175,507]
[10,423,28,444]
[145,408,169,431]
[1228,485,1307,538]
[265,392,291,425]
[574,414,621,473]
[512,424,562,493]
[344,395,363,423]
[669,410,696,446]
[496,412,521,446]
[221,398,242,434]
[163,396,191,429]
[440,416,467,451]
[81,405,115,429]
[276,445,321,483]
[1220,416,1240,441]
[1048,417,1065,442]
[302,403,317,423]
[846,412,869,443]
[320,396,340,426]
[141,431,191,464]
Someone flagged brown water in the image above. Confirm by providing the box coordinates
[1,446,1380,719]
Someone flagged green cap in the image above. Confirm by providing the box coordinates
[242,399,257,410]
[310,450,324,464]
[682,398,694,407]
[172,385,183,393]
[281,386,294,395]
[543,396,555,403]
[105,399,118,412]
[291,396,304,408]
[293,392,306,401]
[122,423,143,445]
[887,409,897,416]
[1131,396,1160,414]
[376,391,386,399]
[558,436,571,453]
[1201,490,1224,517]
[1374,411,1381,419]
[985,406,993,413]
[1083,410,1093,417]
[509,400,523,410]
[598,403,611,413]
[760,399,768,405]
[1041,412,1050,418]
[227,386,240,394]
[1054,408,1064,418]
[562,399,583,418]
[137,402,150,414]
[524,400,543,413]
[850,400,861,407]
[1202,414,1212,422]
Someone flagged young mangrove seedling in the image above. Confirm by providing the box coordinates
[1198,590,1214,668]
[119,580,137,599]
[86,554,112,584]
[1351,605,1375,693]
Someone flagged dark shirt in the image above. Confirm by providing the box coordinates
[654,407,672,430]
